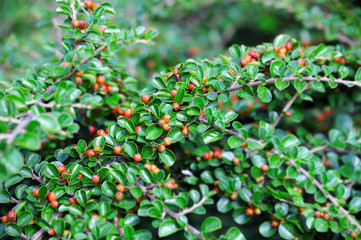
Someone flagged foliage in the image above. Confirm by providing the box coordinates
[1,0,361,239]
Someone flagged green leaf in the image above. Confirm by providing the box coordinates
[140,169,153,184]
[314,218,329,232]
[228,136,243,149]
[281,134,300,149]
[4,174,23,189]
[259,221,277,238]
[355,68,361,82]
[117,117,136,133]
[350,197,361,214]
[53,219,65,235]
[17,211,33,227]
[278,222,297,239]
[193,97,205,110]
[36,113,61,133]
[203,129,223,144]
[270,60,285,77]
[145,124,163,140]
[201,216,222,233]
[0,190,11,203]
[158,220,179,237]
[273,34,291,48]
[225,226,246,240]
[257,85,272,103]
[101,181,117,197]
[130,186,143,198]
[159,149,176,166]
[44,164,60,179]
[5,223,21,237]
[124,141,138,158]
[166,128,184,143]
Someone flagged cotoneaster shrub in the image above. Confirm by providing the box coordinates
[1,0,361,239]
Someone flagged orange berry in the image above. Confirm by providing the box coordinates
[124,109,132,118]
[230,192,237,200]
[1,216,8,223]
[158,144,166,153]
[173,68,178,75]
[182,126,189,136]
[144,163,151,169]
[167,72,173,78]
[48,192,56,202]
[115,192,124,201]
[33,188,39,197]
[96,76,105,85]
[162,123,170,131]
[117,184,126,192]
[92,2,99,10]
[86,149,96,157]
[285,111,292,117]
[85,0,93,8]
[50,201,59,208]
[75,76,83,85]
[142,94,150,103]
[133,153,142,162]
[48,228,55,236]
[113,145,122,155]
[99,25,106,33]
[203,75,208,83]
[93,145,100,152]
[229,67,236,75]
[272,220,279,228]
[316,113,325,122]
[163,114,171,123]
[323,212,330,220]
[286,42,293,50]
[245,208,254,216]
[71,20,80,28]
[171,90,177,98]
[203,152,212,160]
[164,137,172,146]
[69,197,77,205]
[260,164,269,172]
[233,157,240,165]
[172,103,180,111]
[97,129,105,136]
[7,210,16,222]
[188,83,195,91]
[314,210,321,218]
[92,175,100,183]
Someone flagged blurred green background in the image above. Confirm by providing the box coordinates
[1,0,360,86]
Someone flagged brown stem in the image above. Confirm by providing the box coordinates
[33,172,45,185]
[20,232,29,240]
[288,159,361,232]
[114,217,125,238]
[206,76,361,96]
[11,197,20,204]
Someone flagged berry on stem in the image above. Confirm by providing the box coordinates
[134,153,142,162]
[114,145,122,155]
[124,109,132,118]
[142,94,150,103]
[92,175,100,183]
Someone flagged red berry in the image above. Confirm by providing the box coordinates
[164,137,172,146]
[72,20,80,28]
[92,175,100,183]
[203,75,208,82]
[124,109,133,118]
[97,129,105,136]
[62,171,69,181]
[172,103,180,111]
[48,228,55,236]
[57,165,66,173]
[314,210,321,218]
[171,89,177,98]
[136,126,142,134]
[33,188,39,197]
[96,75,105,84]
[76,76,83,85]
[188,83,195,91]
[323,212,330,220]
[86,149,96,157]
[316,113,325,122]
[163,114,171,123]
[50,201,59,208]
[7,210,16,222]
[158,144,166,153]
[69,197,77,205]
[167,72,173,78]
[117,184,126,192]
[79,20,88,28]
[133,153,142,162]
[48,192,56,202]
[272,220,279,228]
[182,126,189,136]
[203,152,212,160]
[260,164,269,172]
[142,94,150,103]
[89,125,96,135]
[1,216,8,223]
[100,25,106,33]
[162,123,170,131]
[115,192,124,201]
[233,157,240,165]
[245,208,254,216]
[114,145,122,155]
[85,0,93,8]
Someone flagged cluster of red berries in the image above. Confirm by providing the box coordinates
[32,188,59,208]
[158,115,172,132]
[144,163,161,174]
[316,108,332,122]
[84,0,100,10]
[1,210,16,223]
[115,184,126,201]
[274,42,293,58]
[71,19,88,29]
[333,57,347,64]
[241,50,260,67]
[163,178,178,189]
[93,75,113,93]
[203,149,223,160]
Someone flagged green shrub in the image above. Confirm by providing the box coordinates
[1,0,361,239]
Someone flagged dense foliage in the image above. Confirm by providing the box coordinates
[1,0,361,239]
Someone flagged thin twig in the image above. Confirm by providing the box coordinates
[31,212,65,240]
[77,0,90,16]
[206,76,361,96]
[288,159,361,232]
[114,217,125,238]
[0,116,21,124]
